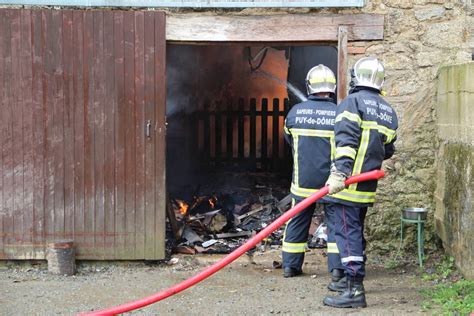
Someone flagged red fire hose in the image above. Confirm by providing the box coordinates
[82,170,385,316]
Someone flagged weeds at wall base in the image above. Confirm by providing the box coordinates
[420,255,474,315]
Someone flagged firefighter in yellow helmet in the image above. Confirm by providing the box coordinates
[282,65,342,280]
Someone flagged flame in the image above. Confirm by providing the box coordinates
[208,196,217,209]
[176,200,189,215]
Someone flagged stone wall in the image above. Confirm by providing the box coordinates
[332,0,473,253]
[435,63,474,279]
[351,1,473,253]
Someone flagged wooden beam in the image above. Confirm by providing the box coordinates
[166,14,384,42]
[337,25,348,104]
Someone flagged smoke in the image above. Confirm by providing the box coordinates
[251,70,307,102]
[166,45,291,119]
[166,45,200,118]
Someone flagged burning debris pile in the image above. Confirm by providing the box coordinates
[166,184,293,255]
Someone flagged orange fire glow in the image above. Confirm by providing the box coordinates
[209,196,217,209]
[177,200,189,215]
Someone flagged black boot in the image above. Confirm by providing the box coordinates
[327,269,346,292]
[323,279,367,308]
[283,267,303,278]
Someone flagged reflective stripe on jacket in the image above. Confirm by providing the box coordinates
[284,95,336,200]
[326,87,399,206]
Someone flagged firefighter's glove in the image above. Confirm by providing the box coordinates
[326,171,347,195]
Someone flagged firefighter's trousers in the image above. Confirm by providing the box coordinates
[325,205,344,273]
[329,203,368,281]
[282,199,343,272]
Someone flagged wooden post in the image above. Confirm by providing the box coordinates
[337,25,348,104]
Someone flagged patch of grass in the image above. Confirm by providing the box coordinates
[380,249,409,270]
[422,255,456,281]
[420,255,473,315]
[421,279,474,315]
[384,257,402,269]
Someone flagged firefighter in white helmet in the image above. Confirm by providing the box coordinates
[323,57,399,308]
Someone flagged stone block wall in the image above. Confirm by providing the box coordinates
[435,63,474,279]
[329,0,473,253]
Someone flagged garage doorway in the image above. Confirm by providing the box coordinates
[166,44,338,200]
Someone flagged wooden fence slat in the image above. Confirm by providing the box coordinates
[238,98,244,159]
[215,102,222,164]
[103,10,116,259]
[261,98,268,170]
[272,98,280,168]
[283,98,290,160]
[203,100,210,161]
[249,98,256,169]
[226,101,233,160]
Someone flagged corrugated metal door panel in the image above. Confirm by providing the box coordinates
[0,9,167,260]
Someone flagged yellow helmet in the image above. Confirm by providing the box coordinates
[305,64,336,95]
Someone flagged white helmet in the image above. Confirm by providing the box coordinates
[305,64,336,95]
[352,57,385,90]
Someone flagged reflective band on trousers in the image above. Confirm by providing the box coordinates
[341,256,364,263]
[282,242,307,253]
[327,242,339,254]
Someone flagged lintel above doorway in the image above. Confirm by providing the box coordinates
[166,14,384,43]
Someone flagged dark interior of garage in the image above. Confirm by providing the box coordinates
[166,44,338,203]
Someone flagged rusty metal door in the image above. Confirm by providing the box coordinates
[0,9,166,260]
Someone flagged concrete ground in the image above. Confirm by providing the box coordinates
[0,249,428,315]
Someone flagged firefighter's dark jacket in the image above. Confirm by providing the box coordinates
[325,87,398,207]
[284,95,337,201]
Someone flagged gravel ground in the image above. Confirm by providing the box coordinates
[0,249,429,315]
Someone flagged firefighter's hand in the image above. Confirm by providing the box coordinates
[326,172,347,195]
